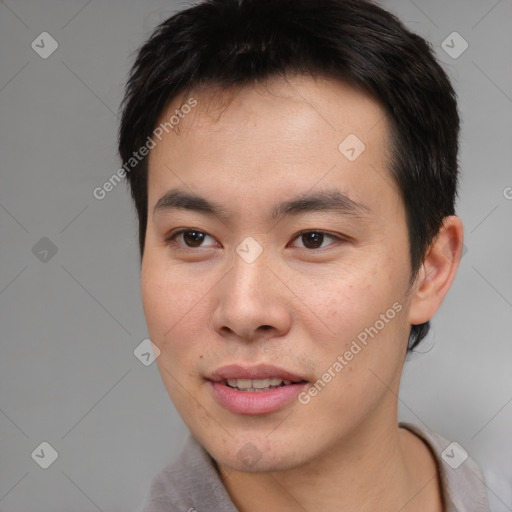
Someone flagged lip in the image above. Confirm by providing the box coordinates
[206,363,308,383]
[206,363,309,415]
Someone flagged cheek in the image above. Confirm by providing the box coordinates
[141,260,209,410]
[141,261,172,341]
[301,291,408,430]
[298,260,408,368]
[291,264,380,339]
[141,258,206,356]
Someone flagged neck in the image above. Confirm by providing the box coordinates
[217,411,442,512]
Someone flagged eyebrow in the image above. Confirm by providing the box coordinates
[153,188,370,221]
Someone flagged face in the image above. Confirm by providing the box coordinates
[141,75,416,472]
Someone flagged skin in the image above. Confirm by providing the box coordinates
[141,74,464,512]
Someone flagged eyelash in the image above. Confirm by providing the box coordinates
[164,229,346,250]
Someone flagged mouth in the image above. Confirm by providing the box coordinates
[223,377,306,392]
[206,364,310,415]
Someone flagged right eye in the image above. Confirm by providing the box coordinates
[164,229,218,249]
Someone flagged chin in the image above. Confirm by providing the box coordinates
[202,432,309,473]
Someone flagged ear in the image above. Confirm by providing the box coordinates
[408,215,464,326]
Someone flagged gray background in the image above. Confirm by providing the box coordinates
[0,0,511,510]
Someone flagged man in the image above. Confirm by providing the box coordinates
[118,0,490,510]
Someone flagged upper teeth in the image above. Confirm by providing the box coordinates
[227,378,292,390]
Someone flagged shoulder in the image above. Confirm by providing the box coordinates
[399,422,490,512]
[141,434,238,512]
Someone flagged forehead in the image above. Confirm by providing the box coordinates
[146,75,400,220]
[159,75,389,150]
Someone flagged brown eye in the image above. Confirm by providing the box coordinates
[291,231,339,250]
[165,229,217,249]
[182,230,205,247]
[302,232,324,249]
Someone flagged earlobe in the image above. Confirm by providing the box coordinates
[408,215,464,326]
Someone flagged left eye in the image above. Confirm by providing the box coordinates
[290,231,340,249]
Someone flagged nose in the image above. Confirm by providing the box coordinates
[210,249,292,342]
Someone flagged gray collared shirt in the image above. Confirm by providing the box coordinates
[142,422,490,512]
